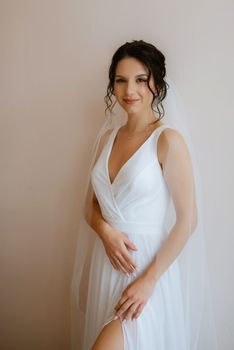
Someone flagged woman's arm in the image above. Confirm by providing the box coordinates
[84,129,138,275]
[85,191,113,240]
[144,128,198,283]
[84,128,114,238]
[114,128,198,322]
[86,183,139,275]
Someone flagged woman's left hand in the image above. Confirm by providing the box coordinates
[114,273,157,321]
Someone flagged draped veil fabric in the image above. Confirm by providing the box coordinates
[70,78,219,350]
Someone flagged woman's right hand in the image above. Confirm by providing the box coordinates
[101,228,138,275]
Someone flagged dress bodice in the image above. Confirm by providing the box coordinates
[91,124,174,235]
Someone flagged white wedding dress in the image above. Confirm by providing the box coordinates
[82,123,187,349]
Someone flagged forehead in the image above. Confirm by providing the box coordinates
[115,57,149,76]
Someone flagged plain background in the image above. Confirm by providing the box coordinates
[0,0,233,349]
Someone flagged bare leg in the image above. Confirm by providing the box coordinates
[91,318,124,350]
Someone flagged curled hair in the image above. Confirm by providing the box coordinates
[104,39,169,122]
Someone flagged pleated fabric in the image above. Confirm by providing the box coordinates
[81,124,187,350]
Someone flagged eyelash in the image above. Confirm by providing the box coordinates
[115,78,147,83]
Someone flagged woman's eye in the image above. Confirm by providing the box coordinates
[115,78,147,83]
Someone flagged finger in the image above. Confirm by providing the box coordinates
[122,252,138,270]
[132,303,144,320]
[115,300,133,318]
[117,255,134,274]
[123,302,138,321]
[111,253,122,271]
[124,238,138,251]
[109,256,118,270]
[129,264,136,272]
[115,257,129,275]
[115,294,129,312]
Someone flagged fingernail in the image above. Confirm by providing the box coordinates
[114,315,118,320]
[126,272,130,277]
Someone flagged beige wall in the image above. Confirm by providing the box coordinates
[0,0,233,349]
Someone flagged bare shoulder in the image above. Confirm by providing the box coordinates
[159,127,186,146]
[157,127,191,167]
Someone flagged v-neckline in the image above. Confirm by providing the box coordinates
[106,123,166,186]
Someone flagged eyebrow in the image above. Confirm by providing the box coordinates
[115,74,149,78]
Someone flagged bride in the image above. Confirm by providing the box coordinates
[70,39,218,350]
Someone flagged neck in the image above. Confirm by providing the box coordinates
[125,111,160,132]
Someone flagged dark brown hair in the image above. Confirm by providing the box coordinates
[104,39,169,121]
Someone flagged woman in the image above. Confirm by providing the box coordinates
[71,40,218,350]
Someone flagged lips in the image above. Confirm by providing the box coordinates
[123,99,139,104]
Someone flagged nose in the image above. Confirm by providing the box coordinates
[125,80,136,95]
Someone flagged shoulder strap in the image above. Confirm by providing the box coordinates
[154,123,176,141]
[152,124,177,163]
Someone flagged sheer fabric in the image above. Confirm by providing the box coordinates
[70,78,219,349]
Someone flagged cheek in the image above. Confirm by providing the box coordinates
[113,86,123,97]
[143,89,154,101]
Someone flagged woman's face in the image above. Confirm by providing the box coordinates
[113,57,156,114]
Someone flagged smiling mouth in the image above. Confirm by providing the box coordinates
[123,99,139,104]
